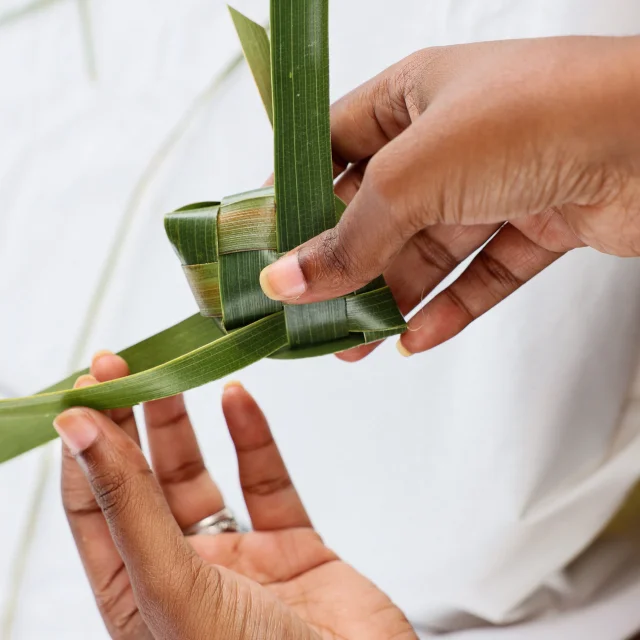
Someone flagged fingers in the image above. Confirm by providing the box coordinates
[259,51,452,305]
[258,47,476,305]
[385,224,501,312]
[329,49,443,169]
[86,352,225,531]
[144,394,225,529]
[270,48,445,183]
[331,162,381,360]
[329,76,399,170]
[259,149,411,304]
[398,224,565,355]
[260,92,472,305]
[61,357,145,638]
[258,41,592,307]
[335,342,380,363]
[333,159,368,206]
[260,41,589,307]
[222,382,311,531]
[90,351,140,445]
[335,222,500,362]
[54,407,219,639]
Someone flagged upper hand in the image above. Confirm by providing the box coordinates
[56,351,415,640]
[259,36,640,358]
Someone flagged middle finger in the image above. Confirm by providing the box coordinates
[143,393,225,529]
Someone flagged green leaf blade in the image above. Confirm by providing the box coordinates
[228,6,274,124]
[272,0,335,251]
[219,250,283,330]
[0,314,287,463]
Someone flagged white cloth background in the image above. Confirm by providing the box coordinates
[1,1,640,638]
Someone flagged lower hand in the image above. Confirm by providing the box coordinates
[56,351,416,639]
[258,36,640,358]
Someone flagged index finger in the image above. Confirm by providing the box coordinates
[329,48,452,168]
[265,50,434,190]
[329,64,408,169]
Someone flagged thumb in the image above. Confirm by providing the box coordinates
[53,407,228,638]
[259,158,411,304]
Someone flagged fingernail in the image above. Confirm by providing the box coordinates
[224,380,244,391]
[260,254,307,301]
[396,339,413,358]
[53,408,99,455]
[92,349,114,366]
[74,374,97,389]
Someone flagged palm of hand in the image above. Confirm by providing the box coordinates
[192,528,415,640]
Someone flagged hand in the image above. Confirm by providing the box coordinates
[259,36,640,359]
[57,351,416,640]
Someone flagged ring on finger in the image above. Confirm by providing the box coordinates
[182,508,242,536]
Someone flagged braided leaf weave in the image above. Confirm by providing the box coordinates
[166,187,405,358]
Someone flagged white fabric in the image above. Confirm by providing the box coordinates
[1,1,640,638]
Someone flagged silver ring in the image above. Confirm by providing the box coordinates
[182,508,240,536]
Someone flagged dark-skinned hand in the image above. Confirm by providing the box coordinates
[56,351,415,639]
[260,36,640,359]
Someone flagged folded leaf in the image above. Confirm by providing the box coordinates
[166,193,405,357]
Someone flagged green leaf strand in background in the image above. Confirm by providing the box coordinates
[228,6,273,124]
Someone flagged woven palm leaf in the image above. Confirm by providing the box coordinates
[0,0,406,465]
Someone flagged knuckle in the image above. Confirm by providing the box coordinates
[92,466,151,520]
[443,287,476,323]
[62,488,101,518]
[537,208,582,253]
[156,458,205,487]
[395,47,453,115]
[242,474,293,498]
[364,153,399,206]
[319,228,354,279]
[149,407,189,431]
[393,52,426,116]
[300,227,363,290]
[410,229,459,273]
[475,250,523,293]
[371,73,411,133]
[94,567,141,638]
[185,560,224,619]
[365,156,423,237]
[235,434,274,455]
